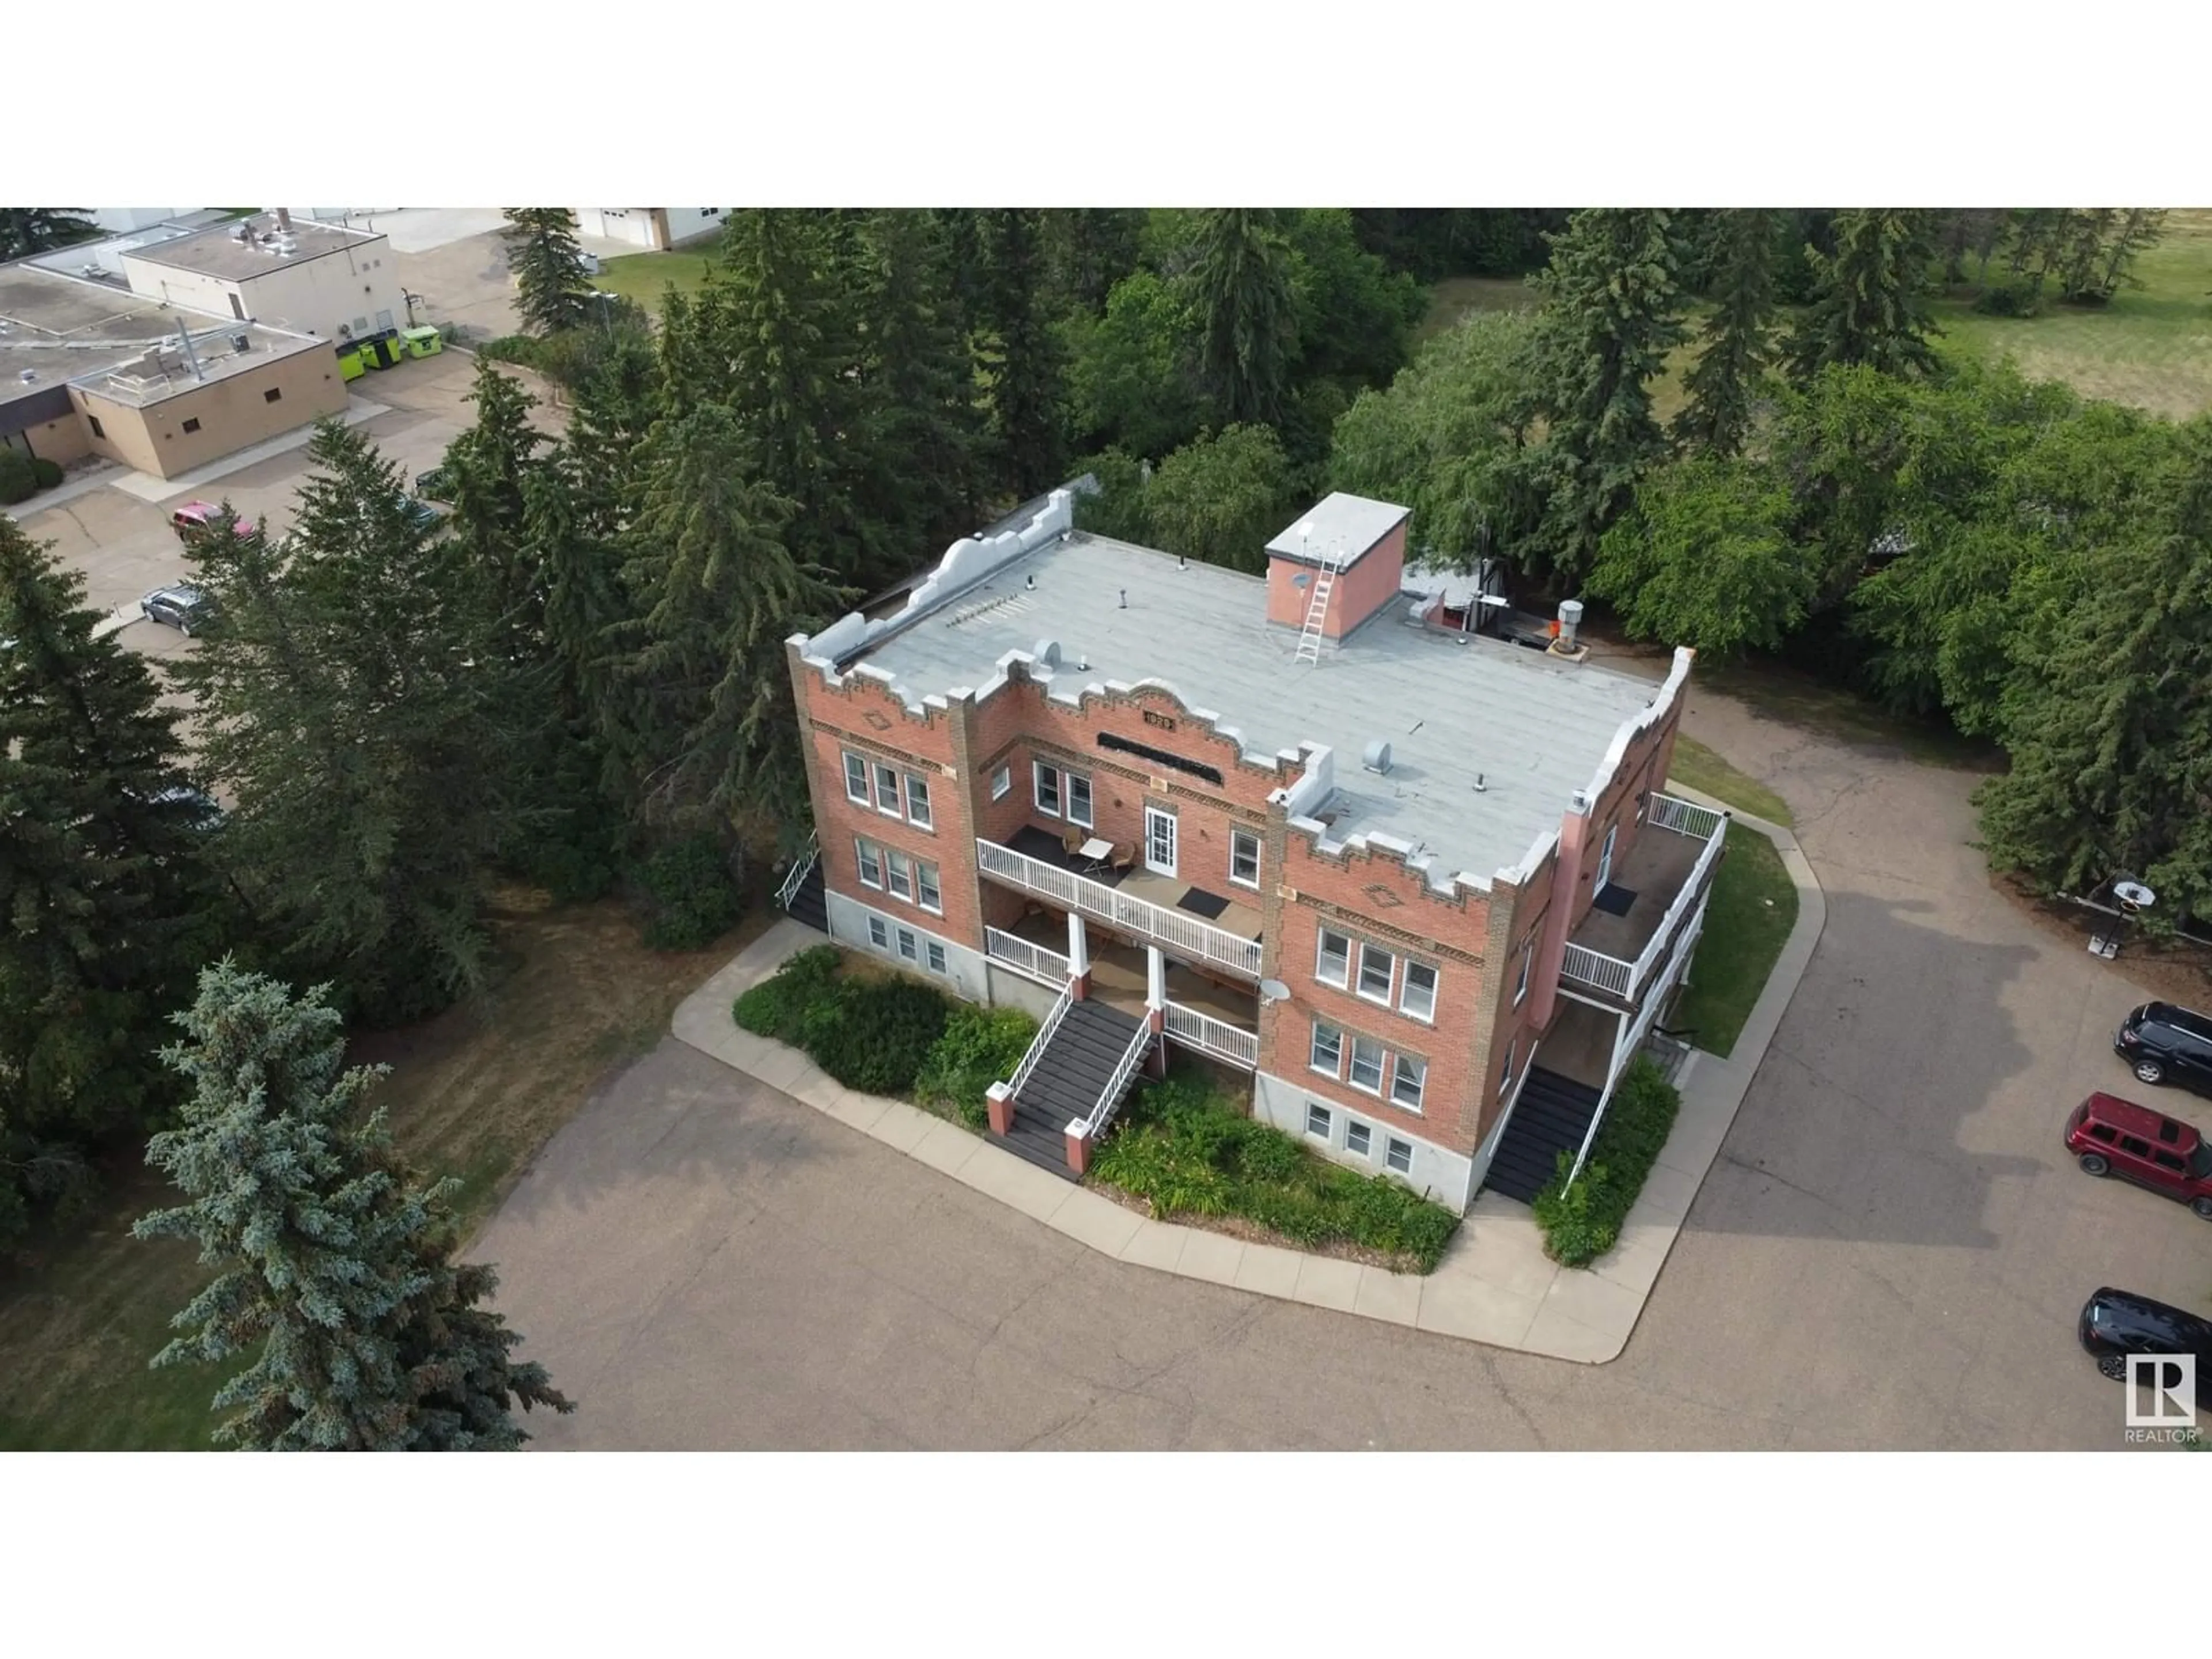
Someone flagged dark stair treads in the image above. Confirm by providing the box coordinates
[783,863,830,933]
[1482,1069,1604,1205]
[995,1000,1148,1179]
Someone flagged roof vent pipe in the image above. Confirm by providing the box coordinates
[1361,740,1393,775]
[1118,589,1127,609]
[1033,639,1062,668]
[1556,599,1584,649]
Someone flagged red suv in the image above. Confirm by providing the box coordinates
[2064,1093,2212,1219]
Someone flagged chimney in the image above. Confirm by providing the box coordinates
[1556,599,1584,649]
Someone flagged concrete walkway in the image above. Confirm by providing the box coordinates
[670,797,1823,1363]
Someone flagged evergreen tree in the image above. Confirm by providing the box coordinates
[1975,417,2212,923]
[853,210,989,557]
[1517,209,1687,585]
[0,520,222,1248]
[501,208,595,336]
[975,209,1067,499]
[1672,209,1780,457]
[135,961,573,1449]
[1041,209,1146,312]
[613,404,847,843]
[170,422,524,1024]
[441,358,549,631]
[0,208,100,261]
[1184,209,1300,426]
[1785,209,1942,381]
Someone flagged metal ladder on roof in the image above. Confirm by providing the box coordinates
[1293,543,1344,664]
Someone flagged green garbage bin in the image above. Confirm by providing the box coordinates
[401,325,444,359]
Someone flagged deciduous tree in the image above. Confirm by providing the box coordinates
[1590,457,1810,656]
[1140,425,1302,574]
[0,208,99,261]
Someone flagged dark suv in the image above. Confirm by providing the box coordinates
[2115,1002,2212,1096]
[2078,1287,2212,1380]
[2065,1092,2212,1218]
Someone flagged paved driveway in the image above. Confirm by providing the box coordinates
[478,690,2212,1450]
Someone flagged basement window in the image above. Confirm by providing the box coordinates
[263,387,282,404]
[88,415,106,439]
[1305,1103,1332,1141]
[1385,1138,1414,1176]
[181,417,202,434]
[1345,1120,1372,1158]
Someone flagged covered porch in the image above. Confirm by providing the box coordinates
[1560,793,1727,1006]
[979,830,1263,980]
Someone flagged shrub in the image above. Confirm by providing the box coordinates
[1094,1065,1461,1271]
[635,833,741,949]
[806,978,950,1096]
[29,457,63,489]
[915,1005,1039,1129]
[732,945,840,1044]
[1972,279,2040,318]
[478,333,543,369]
[0,451,36,506]
[1530,1056,1683,1267]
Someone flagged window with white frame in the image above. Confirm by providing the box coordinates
[856,838,883,889]
[1391,1053,1426,1112]
[1346,1119,1372,1158]
[867,915,889,948]
[1309,1021,1343,1077]
[1349,1036,1384,1094]
[1229,828,1261,889]
[873,763,903,817]
[1515,946,1532,1005]
[1316,927,1351,988]
[1066,771,1093,829]
[1305,1103,1332,1140]
[887,849,913,901]
[1385,1137,1413,1175]
[904,773,933,830]
[843,751,870,804]
[991,764,1012,800]
[1357,941,1396,1004]
[1401,960,1437,1022]
[916,861,941,914]
[896,927,918,962]
[1033,760,1062,817]
[926,940,947,974]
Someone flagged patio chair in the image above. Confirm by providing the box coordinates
[1110,845,1135,876]
[1062,827,1085,858]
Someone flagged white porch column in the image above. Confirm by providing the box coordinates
[1067,908,1090,999]
[1146,944,1166,1010]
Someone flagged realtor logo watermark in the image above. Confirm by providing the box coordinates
[2123,1354,2199,1444]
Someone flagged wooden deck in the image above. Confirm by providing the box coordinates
[1007,911,1259,1032]
[1570,822,1709,963]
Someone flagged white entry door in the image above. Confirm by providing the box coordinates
[1594,822,1618,891]
[1145,807,1178,877]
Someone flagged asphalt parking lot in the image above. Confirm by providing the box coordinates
[472,685,2212,1450]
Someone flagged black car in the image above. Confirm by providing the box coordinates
[414,467,452,502]
[2078,1286,2212,1380]
[139,584,213,635]
[2115,1002,2212,1097]
[402,497,448,534]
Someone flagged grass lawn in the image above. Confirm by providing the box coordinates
[593,237,724,317]
[1415,275,1537,343]
[0,893,763,1452]
[1671,823,1798,1058]
[1930,210,2212,419]
[1665,734,1794,827]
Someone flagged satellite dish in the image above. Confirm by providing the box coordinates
[1259,979,1291,1004]
[2114,880,2156,913]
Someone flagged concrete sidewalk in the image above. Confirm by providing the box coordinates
[671,798,1823,1362]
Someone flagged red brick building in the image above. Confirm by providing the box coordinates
[782,489,1726,1211]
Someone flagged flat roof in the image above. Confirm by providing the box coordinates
[843,531,1664,889]
[22,223,197,289]
[1264,491,1411,569]
[126,218,384,284]
[0,262,323,414]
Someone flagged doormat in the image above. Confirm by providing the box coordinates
[1591,883,1637,917]
[1177,888,1232,921]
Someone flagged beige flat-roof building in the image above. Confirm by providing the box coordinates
[2,262,346,481]
[112,211,408,345]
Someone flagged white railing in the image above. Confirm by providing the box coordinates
[975,838,1263,980]
[984,926,1071,986]
[1560,941,1633,998]
[1006,980,1075,1103]
[1565,887,1711,1191]
[1164,1001,1259,1069]
[774,830,820,911]
[1648,792,1727,841]
[1078,1019,1156,1142]
[1625,815,1728,1001]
